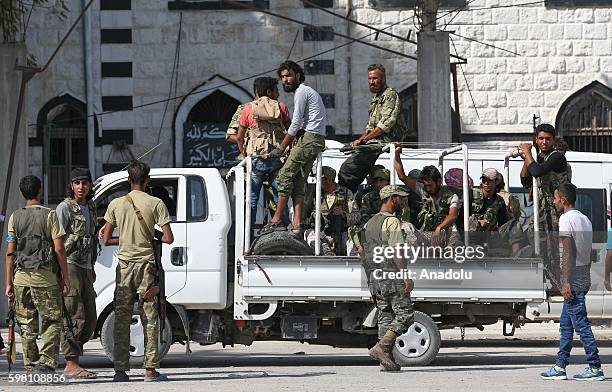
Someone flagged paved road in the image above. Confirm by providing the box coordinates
[1,323,611,391]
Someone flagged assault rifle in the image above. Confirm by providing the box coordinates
[7,302,17,372]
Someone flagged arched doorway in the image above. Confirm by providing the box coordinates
[555,81,612,154]
[37,96,88,204]
[173,74,254,167]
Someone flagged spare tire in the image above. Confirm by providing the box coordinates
[251,230,313,255]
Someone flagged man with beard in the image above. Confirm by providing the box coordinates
[361,185,414,372]
[55,169,98,378]
[261,60,327,236]
[541,183,604,381]
[338,64,408,193]
[520,124,571,288]
[393,145,461,247]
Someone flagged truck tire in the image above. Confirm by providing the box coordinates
[100,308,172,363]
[392,311,441,366]
[251,231,313,256]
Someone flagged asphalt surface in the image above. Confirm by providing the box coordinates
[1,322,612,391]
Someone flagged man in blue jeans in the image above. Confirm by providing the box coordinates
[541,183,604,381]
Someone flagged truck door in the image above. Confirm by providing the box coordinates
[94,176,188,298]
[168,174,229,308]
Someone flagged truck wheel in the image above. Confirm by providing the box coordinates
[100,309,173,363]
[392,311,441,366]
[251,230,313,255]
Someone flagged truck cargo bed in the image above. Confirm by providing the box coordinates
[240,256,546,303]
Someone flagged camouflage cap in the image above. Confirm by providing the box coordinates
[370,167,390,181]
[481,168,499,181]
[379,185,409,200]
[322,166,336,180]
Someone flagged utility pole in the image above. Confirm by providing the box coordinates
[416,0,453,147]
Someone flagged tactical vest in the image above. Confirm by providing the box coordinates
[63,198,97,266]
[313,186,352,233]
[470,187,505,229]
[245,97,286,157]
[12,206,58,273]
[417,186,458,232]
[363,213,398,276]
[537,150,572,210]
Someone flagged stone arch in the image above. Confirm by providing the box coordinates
[31,93,99,146]
[173,74,254,166]
[555,80,612,153]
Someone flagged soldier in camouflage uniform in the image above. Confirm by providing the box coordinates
[468,168,508,232]
[100,161,174,382]
[304,166,360,255]
[226,103,278,222]
[362,185,414,372]
[55,168,98,378]
[5,175,70,372]
[351,167,411,252]
[496,172,526,256]
[520,124,571,288]
[393,146,461,247]
[338,64,408,193]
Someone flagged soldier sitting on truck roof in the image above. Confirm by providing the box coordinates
[393,145,461,248]
[304,166,360,256]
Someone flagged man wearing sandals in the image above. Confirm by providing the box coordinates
[101,161,174,382]
[261,60,327,235]
[55,168,98,379]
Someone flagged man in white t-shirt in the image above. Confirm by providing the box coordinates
[541,183,604,381]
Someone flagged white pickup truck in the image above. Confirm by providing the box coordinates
[92,145,612,366]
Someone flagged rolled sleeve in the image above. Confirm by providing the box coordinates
[6,215,16,243]
[449,194,461,210]
[48,211,66,240]
[607,228,612,250]
[383,216,404,247]
[104,199,118,227]
[155,200,171,227]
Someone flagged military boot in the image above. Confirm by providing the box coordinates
[369,332,400,371]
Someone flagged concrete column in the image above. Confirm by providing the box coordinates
[0,43,28,323]
[417,31,452,147]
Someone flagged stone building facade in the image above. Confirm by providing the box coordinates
[20,0,612,202]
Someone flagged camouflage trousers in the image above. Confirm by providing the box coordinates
[61,264,97,358]
[338,145,383,193]
[14,285,63,368]
[528,209,561,290]
[369,278,414,338]
[277,132,325,199]
[114,260,159,371]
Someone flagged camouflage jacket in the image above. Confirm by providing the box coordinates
[226,104,246,159]
[497,190,521,221]
[470,187,507,230]
[307,185,360,233]
[365,87,408,144]
[417,186,459,232]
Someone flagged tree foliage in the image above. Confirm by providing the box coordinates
[1,0,68,43]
